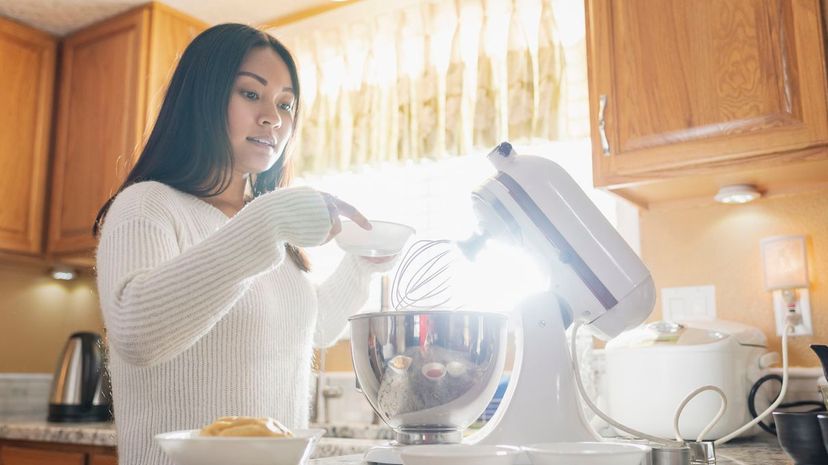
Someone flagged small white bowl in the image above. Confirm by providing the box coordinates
[523,442,651,465]
[335,220,415,257]
[401,444,521,465]
[155,428,325,465]
[421,362,446,380]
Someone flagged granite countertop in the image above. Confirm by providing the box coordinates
[0,416,793,464]
[309,435,793,465]
[0,417,116,446]
[0,416,390,459]
[0,416,391,445]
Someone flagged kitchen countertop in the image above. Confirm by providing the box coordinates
[0,416,390,459]
[0,416,391,445]
[309,435,794,465]
[0,416,794,464]
[0,416,116,446]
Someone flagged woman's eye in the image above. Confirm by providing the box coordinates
[278,102,294,112]
[242,90,259,101]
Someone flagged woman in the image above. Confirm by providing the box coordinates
[94,24,392,465]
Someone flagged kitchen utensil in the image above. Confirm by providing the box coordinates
[604,319,769,440]
[400,444,521,465]
[390,239,455,310]
[349,310,508,445]
[821,384,828,411]
[650,444,691,465]
[773,411,828,465]
[350,142,656,464]
[155,428,325,465]
[818,414,828,458]
[48,332,112,422]
[812,344,828,380]
[335,220,415,257]
[522,442,651,465]
[687,441,716,464]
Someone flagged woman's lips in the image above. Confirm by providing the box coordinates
[247,136,276,148]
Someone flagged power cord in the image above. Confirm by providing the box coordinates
[570,320,682,447]
[747,374,826,434]
[714,318,793,444]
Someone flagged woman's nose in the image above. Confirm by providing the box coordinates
[259,109,281,128]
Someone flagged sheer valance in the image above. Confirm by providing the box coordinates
[273,0,588,174]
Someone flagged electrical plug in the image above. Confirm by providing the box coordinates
[785,310,802,329]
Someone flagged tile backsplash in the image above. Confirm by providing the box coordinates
[0,373,52,416]
[315,372,377,425]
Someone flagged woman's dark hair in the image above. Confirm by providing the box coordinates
[94,23,310,271]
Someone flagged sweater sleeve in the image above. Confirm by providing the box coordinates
[96,185,331,367]
[312,254,397,348]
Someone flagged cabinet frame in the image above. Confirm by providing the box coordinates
[585,0,828,208]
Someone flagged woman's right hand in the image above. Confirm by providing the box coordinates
[321,193,372,243]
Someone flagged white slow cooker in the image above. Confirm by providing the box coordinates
[604,319,772,440]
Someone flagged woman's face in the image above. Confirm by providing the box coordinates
[227,46,296,176]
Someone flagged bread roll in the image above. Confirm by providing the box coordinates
[199,416,293,437]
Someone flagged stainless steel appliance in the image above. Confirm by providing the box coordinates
[48,332,112,422]
[350,142,656,464]
[349,310,509,445]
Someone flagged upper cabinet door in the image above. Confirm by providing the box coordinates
[0,19,55,254]
[587,0,828,189]
[48,9,149,254]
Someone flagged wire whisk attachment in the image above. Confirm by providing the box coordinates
[391,239,459,311]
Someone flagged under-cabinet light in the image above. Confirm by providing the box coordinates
[714,184,760,204]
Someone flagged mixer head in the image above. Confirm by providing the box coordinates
[463,141,655,338]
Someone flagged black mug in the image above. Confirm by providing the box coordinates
[773,411,828,465]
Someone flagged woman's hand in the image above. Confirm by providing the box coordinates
[321,193,371,243]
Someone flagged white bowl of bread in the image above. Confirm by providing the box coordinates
[156,416,325,465]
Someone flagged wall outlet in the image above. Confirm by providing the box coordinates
[661,285,716,321]
[773,288,813,336]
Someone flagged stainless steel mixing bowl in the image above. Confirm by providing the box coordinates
[349,310,508,445]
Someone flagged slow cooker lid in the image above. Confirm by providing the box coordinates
[607,321,724,348]
[607,320,767,349]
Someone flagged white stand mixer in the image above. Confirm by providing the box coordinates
[353,142,656,464]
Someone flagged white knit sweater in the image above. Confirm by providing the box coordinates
[96,181,382,465]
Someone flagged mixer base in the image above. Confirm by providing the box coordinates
[363,444,403,465]
[362,443,533,465]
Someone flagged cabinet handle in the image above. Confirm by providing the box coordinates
[598,95,610,155]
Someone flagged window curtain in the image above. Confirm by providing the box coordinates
[275,0,588,174]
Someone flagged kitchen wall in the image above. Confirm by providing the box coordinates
[640,187,828,368]
[0,263,103,372]
[2,183,824,373]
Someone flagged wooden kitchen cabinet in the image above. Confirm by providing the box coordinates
[585,0,828,208]
[48,2,206,258]
[0,445,85,465]
[0,440,116,465]
[0,18,56,255]
[88,452,118,465]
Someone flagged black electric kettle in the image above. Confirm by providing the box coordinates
[47,332,112,422]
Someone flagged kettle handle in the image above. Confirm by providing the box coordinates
[77,332,102,408]
[811,345,828,380]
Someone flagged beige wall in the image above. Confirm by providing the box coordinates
[2,188,824,373]
[0,263,104,373]
[640,188,828,368]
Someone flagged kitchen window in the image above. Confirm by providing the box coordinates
[298,137,639,319]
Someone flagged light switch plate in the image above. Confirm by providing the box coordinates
[661,285,716,321]
[773,289,813,336]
